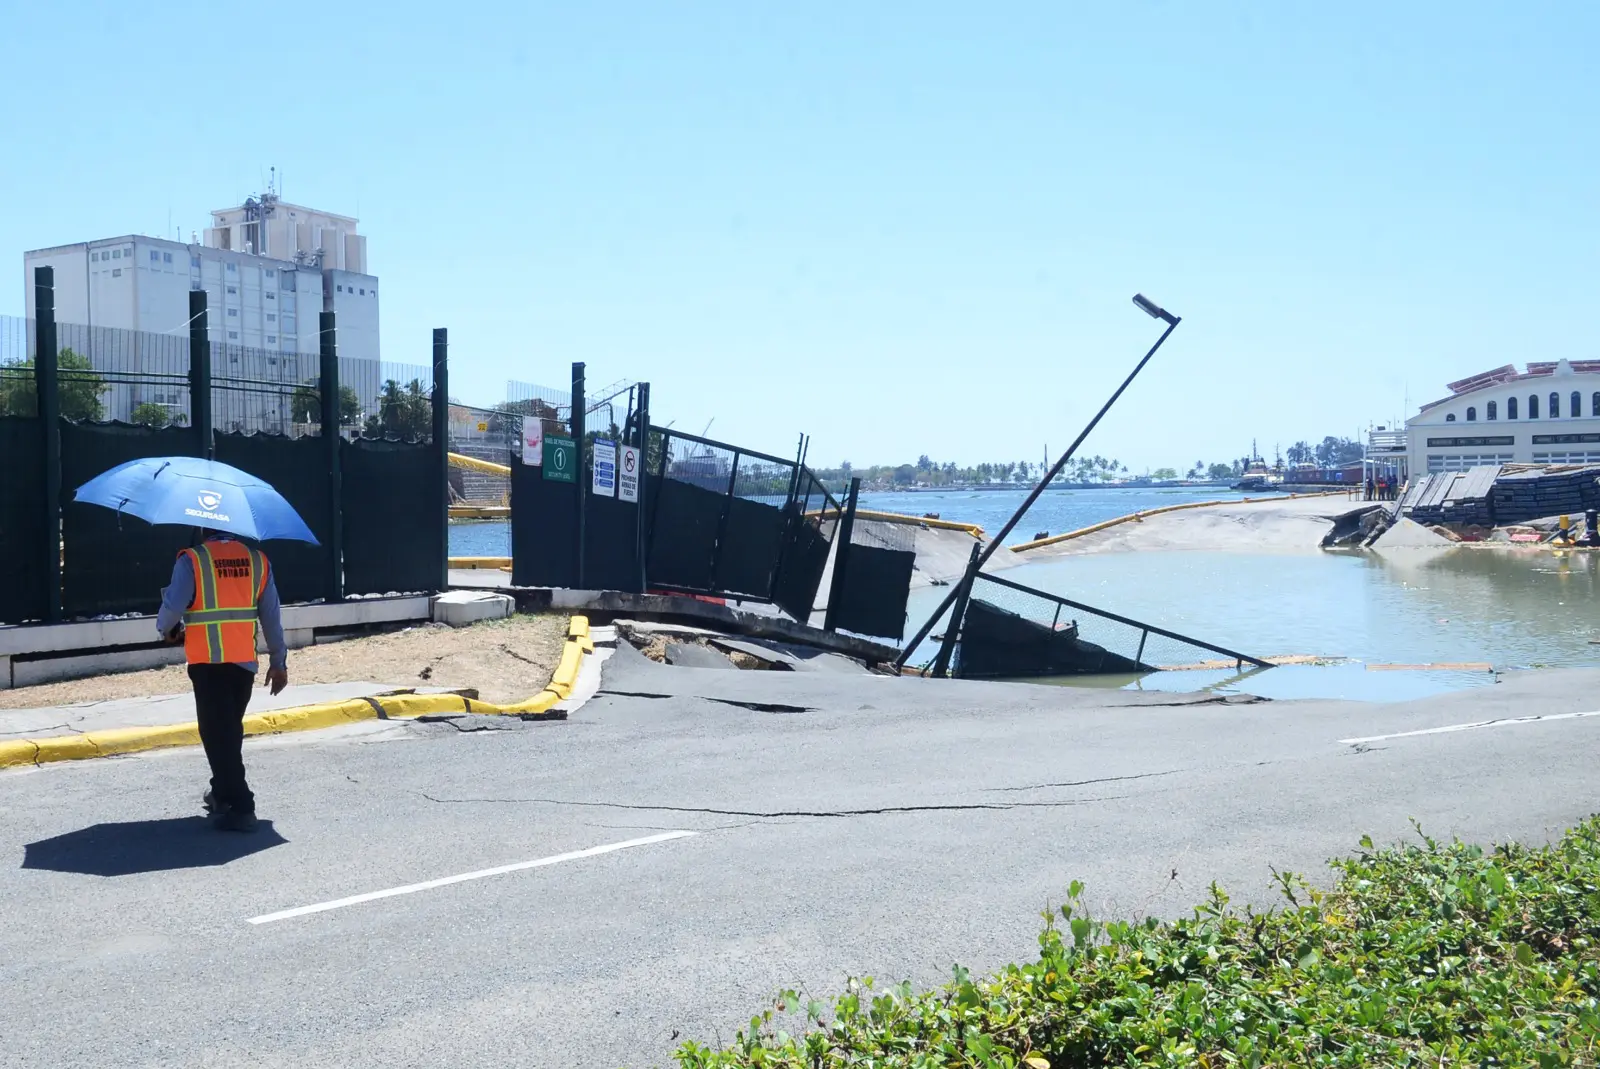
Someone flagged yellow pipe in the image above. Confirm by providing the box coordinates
[804,508,984,536]
[449,505,511,519]
[449,452,512,476]
[1010,490,1348,553]
[448,556,512,569]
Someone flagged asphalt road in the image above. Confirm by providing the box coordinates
[3,649,1598,1069]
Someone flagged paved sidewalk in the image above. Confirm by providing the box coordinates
[0,681,455,740]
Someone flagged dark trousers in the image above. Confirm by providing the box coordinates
[188,663,256,813]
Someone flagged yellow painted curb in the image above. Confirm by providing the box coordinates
[0,615,595,771]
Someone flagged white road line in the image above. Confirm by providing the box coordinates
[1340,709,1600,746]
[247,830,696,925]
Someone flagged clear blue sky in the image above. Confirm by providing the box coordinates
[4,2,1596,470]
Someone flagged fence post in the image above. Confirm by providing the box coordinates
[635,381,650,593]
[319,312,343,602]
[571,361,586,588]
[930,541,982,678]
[187,290,212,458]
[432,328,449,593]
[823,476,860,632]
[34,266,62,624]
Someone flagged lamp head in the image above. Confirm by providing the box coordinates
[1132,293,1179,325]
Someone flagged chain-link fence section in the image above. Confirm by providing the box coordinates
[953,572,1270,679]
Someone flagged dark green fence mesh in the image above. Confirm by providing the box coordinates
[0,417,47,624]
[341,438,444,596]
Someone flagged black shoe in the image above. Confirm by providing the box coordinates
[214,807,259,833]
[202,790,220,814]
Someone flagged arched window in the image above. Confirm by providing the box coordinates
[1466,406,1477,421]
[1446,413,1457,422]
[1530,394,1540,419]
[1574,392,1583,419]
[1551,392,1561,418]
[1487,401,1497,420]
[1508,396,1518,419]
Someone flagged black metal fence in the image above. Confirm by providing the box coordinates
[822,482,918,641]
[509,368,651,592]
[949,571,1271,679]
[0,269,450,626]
[641,425,847,622]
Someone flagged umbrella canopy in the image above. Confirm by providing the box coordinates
[74,457,319,544]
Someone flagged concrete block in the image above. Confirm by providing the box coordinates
[431,590,515,627]
[0,654,10,690]
[13,646,186,689]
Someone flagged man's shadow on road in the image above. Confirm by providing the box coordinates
[22,818,287,877]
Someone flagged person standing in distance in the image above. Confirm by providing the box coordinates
[157,529,288,832]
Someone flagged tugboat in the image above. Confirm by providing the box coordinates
[1231,443,1283,492]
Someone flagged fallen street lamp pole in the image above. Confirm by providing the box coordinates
[898,293,1183,675]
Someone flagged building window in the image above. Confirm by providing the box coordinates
[1573,392,1582,419]
[163,252,173,264]
[1487,401,1497,420]
[1446,413,1456,422]
[1465,406,1476,421]
[1550,392,1561,418]
[227,308,237,317]
[91,252,99,262]
[112,268,121,277]
[1593,392,1600,417]
[359,288,365,295]
[265,291,275,300]
[267,313,276,323]
[1507,396,1518,419]
[112,249,121,259]
[151,250,161,263]
[336,284,343,292]
[1529,395,1539,419]
[226,262,236,273]
[267,336,277,344]
[265,269,275,278]
[227,285,237,294]
[228,331,238,340]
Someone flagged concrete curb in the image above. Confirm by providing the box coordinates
[0,615,594,771]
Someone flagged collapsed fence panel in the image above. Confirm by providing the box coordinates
[340,438,445,596]
[0,416,47,624]
[770,471,838,623]
[826,517,917,641]
[953,572,1269,679]
[60,421,201,618]
[645,474,725,592]
[214,434,332,604]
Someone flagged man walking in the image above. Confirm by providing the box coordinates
[157,531,288,833]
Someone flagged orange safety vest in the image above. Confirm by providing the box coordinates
[180,539,269,665]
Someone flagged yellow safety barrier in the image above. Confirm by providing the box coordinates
[448,452,512,476]
[803,508,984,537]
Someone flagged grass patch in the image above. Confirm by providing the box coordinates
[676,819,1600,1067]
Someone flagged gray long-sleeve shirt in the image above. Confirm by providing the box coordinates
[156,545,287,673]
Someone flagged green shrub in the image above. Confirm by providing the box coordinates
[676,818,1600,1067]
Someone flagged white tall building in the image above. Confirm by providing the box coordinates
[22,195,380,433]
[1405,359,1600,474]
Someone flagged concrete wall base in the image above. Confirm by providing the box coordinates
[0,595,433,691]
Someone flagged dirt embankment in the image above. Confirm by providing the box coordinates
[0,613,568,709]
[1013,495,1354,558]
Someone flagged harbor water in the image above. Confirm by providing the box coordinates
[452,487,1599,700]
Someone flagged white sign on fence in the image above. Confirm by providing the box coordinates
[592,439,617,497]
[521,416,543,466]
[618,445,640,503]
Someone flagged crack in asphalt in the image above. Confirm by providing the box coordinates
[986,768,1185,792]
[415,792,1128,819]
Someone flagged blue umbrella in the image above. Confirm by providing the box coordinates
[74,457,319,544]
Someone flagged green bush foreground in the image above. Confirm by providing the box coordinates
[677,819,1600,1068]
